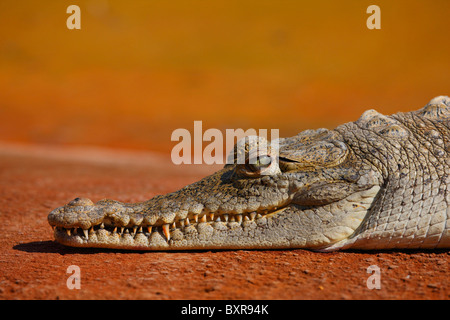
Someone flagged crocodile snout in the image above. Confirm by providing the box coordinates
[48,197,107,230]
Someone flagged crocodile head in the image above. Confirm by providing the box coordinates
[48,127,383,251]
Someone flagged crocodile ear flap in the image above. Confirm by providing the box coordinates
[278,129,348,170]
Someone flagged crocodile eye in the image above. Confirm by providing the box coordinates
[244,155,272,173]
[236,153,280,177]
[235,153,281,177]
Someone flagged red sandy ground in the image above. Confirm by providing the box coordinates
[0,143,448,300]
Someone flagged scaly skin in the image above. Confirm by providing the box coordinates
[48,96,450,251]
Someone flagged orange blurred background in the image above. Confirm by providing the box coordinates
[0,0,449,154]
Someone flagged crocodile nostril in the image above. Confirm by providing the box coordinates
[68,197,94,206]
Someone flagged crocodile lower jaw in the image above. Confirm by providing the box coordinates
[52,207,288,249]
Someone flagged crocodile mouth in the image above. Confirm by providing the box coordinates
[51,206,289,247]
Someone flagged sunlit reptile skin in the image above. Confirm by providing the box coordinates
[48,96,450,251]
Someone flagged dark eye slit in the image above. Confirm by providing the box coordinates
[278,156,299,163]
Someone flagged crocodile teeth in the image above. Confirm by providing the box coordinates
[162,224,170,241]
[55,206,281,244]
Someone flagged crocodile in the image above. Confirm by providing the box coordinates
[48,96,450,251]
